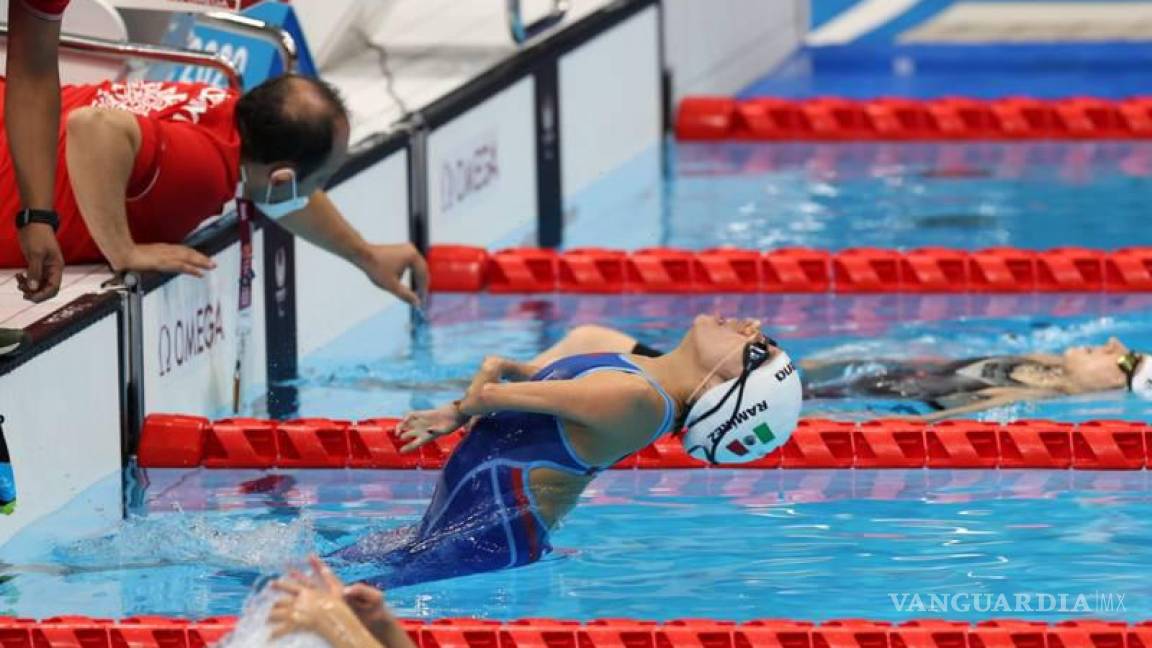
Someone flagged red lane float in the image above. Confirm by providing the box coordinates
[425,246,1152,294]
[3,618,1151,648]
[677,95,1152,141]
[137,416,1152,470]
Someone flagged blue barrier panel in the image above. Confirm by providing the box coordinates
[158,0,318,89]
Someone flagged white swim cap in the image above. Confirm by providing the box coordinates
[682,348,803,464]
[1127,353,1152,398]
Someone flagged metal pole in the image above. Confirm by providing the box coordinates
[199,11,298,73]
[0,27,244,90]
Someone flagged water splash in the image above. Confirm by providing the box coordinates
[50,510,317,573]
[216,585,330,648]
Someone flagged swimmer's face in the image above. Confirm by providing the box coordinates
[1064,337,1131,390]
[690,314,765,381]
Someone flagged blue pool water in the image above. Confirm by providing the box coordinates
[291,293,1152,423]
[7,135,1152,621]
[741,45,1152,100]
[3,468,1152,620]
[670,142,1152,251]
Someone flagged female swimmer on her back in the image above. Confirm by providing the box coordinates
[494,327,1152,423]
[802,336,1151,420]
[330,316,803,588]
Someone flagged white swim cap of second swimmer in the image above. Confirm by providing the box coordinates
[682,347,803,465]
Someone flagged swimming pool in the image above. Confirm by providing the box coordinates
[3,467,1151,621]
[3,289,1152,620]
[4,137,1152,623]
[291,292,1152,423]
[670,142,1152,251]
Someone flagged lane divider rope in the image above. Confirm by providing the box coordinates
[1,616,1145,647]
[676,95,1152,141]
[138,415,1152,470]
[425,245,1152,294]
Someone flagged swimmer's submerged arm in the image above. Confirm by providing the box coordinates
[919,387,1056,422]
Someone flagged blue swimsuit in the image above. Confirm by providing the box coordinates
[333,354,676,588]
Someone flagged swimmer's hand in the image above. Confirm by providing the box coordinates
[344,583,415,648]
[269,575,383,647]
[397,403,467,453]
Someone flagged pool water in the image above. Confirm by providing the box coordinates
[290,293,1152,423]
[670,142,1152,252]
[6,137,1152,622]
[3,468,1151,620]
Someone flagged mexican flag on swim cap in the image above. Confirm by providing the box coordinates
[681,350,803,465]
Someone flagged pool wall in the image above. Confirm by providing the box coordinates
[0,0,673,546]
[1,0,793,550]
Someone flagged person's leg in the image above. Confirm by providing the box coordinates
[532,324,642,367]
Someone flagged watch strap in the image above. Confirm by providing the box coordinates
[15,209,59,232]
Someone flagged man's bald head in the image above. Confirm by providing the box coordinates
[235,74,349,180]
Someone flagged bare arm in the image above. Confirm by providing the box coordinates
[64,108,138,268]
[347,597,417,648]
[278,191,429,306]
[465,355,540,389]
[6,0,61,212]
[278,190,371,263]
[396,355,544,451]
[65,107,214,275]
[458,371,660,434]
[6,2,68,302]
[398,359,660,452]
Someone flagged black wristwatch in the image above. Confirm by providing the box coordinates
[15,209,59,232]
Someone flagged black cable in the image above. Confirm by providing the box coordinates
[360,33,411,118]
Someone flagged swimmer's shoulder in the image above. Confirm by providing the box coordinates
[567,371,670,435]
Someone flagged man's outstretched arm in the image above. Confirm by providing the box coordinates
[278,190,428,307]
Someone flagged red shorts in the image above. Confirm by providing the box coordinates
[18,0,70,19]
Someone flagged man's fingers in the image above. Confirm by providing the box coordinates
[391,283,421,308]
[25,261,63,303]
[409,253,430,302]
[183,248,216,270]
[24,253,43,292]
[177,262,205,278]
[41,258,63,298]
[175,248,215,274]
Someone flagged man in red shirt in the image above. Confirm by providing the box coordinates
[0,73,428,307]
[1,0,72,516]
[2,0,72,356]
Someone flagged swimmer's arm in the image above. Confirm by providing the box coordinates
[917,387,1055,422]
[468,356,539,389]
[459,373,661,432]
